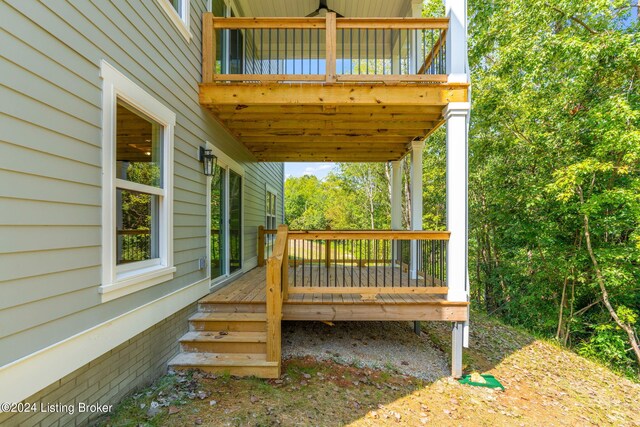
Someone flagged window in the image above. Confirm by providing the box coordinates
[207,143,244,286]
[266,188,277,230]
[100,60,176,302]
[157,0,191,42]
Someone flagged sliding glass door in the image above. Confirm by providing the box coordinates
[210,164,242,284]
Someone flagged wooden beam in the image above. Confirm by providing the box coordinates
[240,136,412,144]
[217,113,443,122]
[214,74,326,82]
[245,142,409,150]
[200,83,469,106]
[336,17,450,30]
[282,303,468,322]
[288,230,451,240]
[202,13,214,83]
[234,129,428,138]
[336,74,448,83]
[287,287,448,295]
[255,154,405,162]
[210,105,445,115]
[325,12,337,83]
[225,120,437,130]
[212,17,326,29]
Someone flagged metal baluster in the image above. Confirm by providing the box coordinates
[318,240,321,286]
[358,29,361,74]
[391,29,394,74]
[382,29,386,74]
[375,239,378,285]
[284,29,288,74]
[260,28,263,74]
[350,28,353,75]
[358,240,362,287]
[350,240,354,286]
[294,237,297,286]
[366,29,369,74]
[341,28,344,74]
[309,28,312,74]
[293,29,296,74]
[383,239,387,287]
[301,27,304,73]
[276,28,280,74]
[374,28,377,74]
[268,29,272,74]
[391,239,395,286]
[309,240,313,286]
[319,29,321,74]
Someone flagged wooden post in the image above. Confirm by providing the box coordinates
[324,226,331,268]
[266,256,282,365]
[325,12,337,83]
[258,225,265,267]
[202,12,215,83]
[282,238,289,301]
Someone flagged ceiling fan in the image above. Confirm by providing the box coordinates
[306,0,343,17]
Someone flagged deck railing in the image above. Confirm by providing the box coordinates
[202,13,448,84]
[286,230,448,297]
[260,227,449,299]
[117,229,151,263]
[265,225,288,371]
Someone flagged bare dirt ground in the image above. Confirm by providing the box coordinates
[99,315,640,426]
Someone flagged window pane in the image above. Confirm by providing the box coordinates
[211,165,226,280]
[116,189,159,264]
[229,170,242,274]
[116,101,163,188]
[170,0,182,16]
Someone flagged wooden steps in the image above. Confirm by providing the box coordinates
[169,299,279,379]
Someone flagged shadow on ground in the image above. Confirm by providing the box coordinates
[98,314,640,426]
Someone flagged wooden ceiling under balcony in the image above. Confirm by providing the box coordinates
[199,13,468,162]
[200,83,468,162]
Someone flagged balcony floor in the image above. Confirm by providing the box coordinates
[202,266,468,322]
[200,82,469,162]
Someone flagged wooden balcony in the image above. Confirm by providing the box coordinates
[200,13,469,162]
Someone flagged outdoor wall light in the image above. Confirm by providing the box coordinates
[198,146,217,176]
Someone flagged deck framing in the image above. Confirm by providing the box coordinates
[202,267,468,322]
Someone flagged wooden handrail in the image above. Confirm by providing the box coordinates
[265,224,288,368]
[287,230,450,240]
[202,14,449,84]
[419,29,448,74]
[212,17,326,29]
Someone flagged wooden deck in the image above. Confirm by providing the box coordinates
[202,266,468,322]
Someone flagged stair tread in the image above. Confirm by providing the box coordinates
[169,352,277,367]
[189,312,266,322]
[180,331,267,343]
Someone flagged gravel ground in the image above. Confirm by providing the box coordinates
[281,321,450,381]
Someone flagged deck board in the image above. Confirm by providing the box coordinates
[203,267,464,307]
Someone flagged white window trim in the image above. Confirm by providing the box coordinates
[265,183,278,229]
[100,60,176,303]
[157,0,192,42]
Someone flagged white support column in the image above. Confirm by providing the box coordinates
[410,140,424,279]
[445,0,469,83]
[446,102,470,377]
[445,0,470,378]
[390,161,403,231]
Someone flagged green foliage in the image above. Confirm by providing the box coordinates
[469,0,640,377]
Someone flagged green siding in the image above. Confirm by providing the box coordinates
[0,0,284,366]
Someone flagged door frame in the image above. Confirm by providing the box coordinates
[205,141,245,290]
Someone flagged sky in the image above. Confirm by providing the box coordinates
[284,163,336,179]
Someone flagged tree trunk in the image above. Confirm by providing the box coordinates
[579,187,640,372]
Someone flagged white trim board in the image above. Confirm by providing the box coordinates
[156,0,192,42]
[0,278,209,404]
